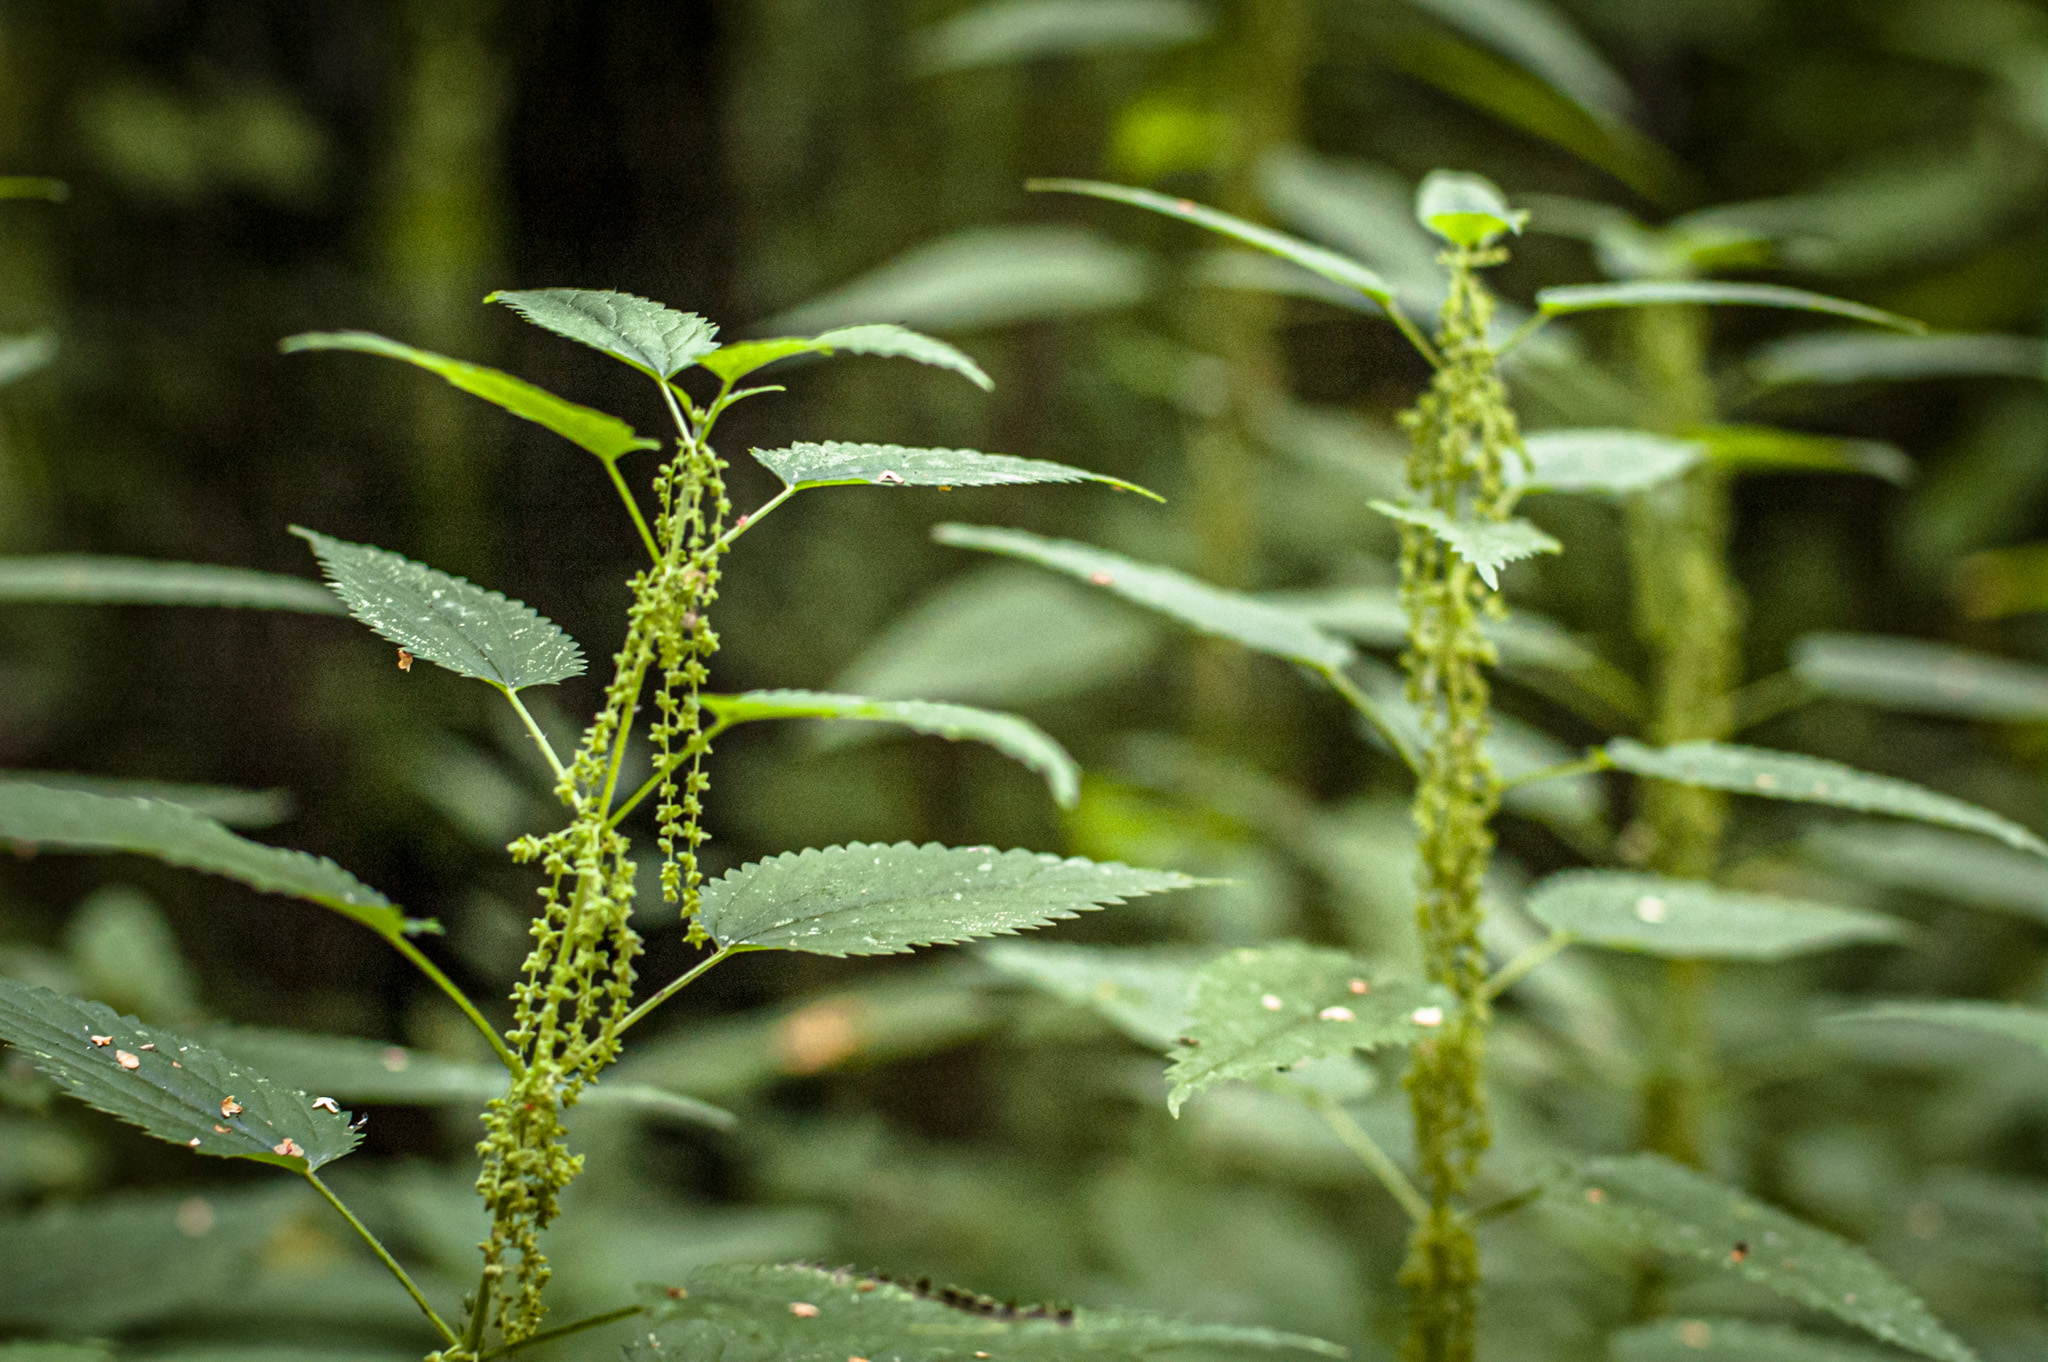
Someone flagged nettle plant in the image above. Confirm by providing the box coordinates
[943,173,2043,1362]
[0,292,1365,1361]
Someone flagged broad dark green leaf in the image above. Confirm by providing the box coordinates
[293,527,583,691]
[0,330,56,386]
[1567,1154,1976,1362]
[1526,871,1904,960]
[0,555,345,613]
[0,979,359,1170]
[1692,424,1912,485]
[1792,633,2048,721]
[1605,739,2048,858]
[1804,823,2048,925]
[1512,429,1703,496]
[1371,501,1562,589]
[1166,942,1450,1115]
[703,689,1079,807]
[934,524,1355,672]
[632,1264,1346,1361]
[1749,331,2046,387]
[0,782,417,939]
[1536,281,1924,333]
[1828,1000,2048,1060]
[981,942,1202,1049]
[487,288,718,379]
[1415,169,1526,247]
[3,772,290,827]
[700,323,992,389]
[750,441,1156,499]
[1612,1317,1915,1362]
[697,843,1196,957]
[1029,178,1399,308]
[281,331,659,462]
[911,0,1211,75]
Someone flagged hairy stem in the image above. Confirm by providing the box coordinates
[389,934,521,1074]
[615,944,733,1037]
[303,1168,460,1347]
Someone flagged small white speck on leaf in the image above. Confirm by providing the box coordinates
[1635,895,1667,923]
[1260,993,1284,1011]
[1319,1006,1355,1022]
[115,1050,140,1069]
[1412,1006,1445,1027]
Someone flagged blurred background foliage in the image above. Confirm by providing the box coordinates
[10,1,2048,1360]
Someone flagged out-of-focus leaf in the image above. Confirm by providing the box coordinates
[698,843,1196,957]
[66,885,202,1025]
[0,331,56,386]
[1566,1154,1977,1362]
[0,782,418,939]
[1691,425,1913,485]
[1804,823,2048,925]
[1611,1317,1921,1362]
[631,1264,1346,1360]
[1399,0,1634,124]
[981,942,1201,1049]
[1792,633,2048,721]
[487,288,718,379]
[769,226,1151,334]
[1536,281,1923,332]
[1272,587,1596,671]
[0,555,345,613]
[1526,870,1904,960]
[699,323,991,389]
[704,689,1079,807]
[935,524,1355,671]
[281,331,659,463]
[293,527,583,691]
[1256,149,1445,299]
[1165,942,1449,1115]
[749,441,1157,498]
[1415,169,1527,247]
[911,0,1210,75]
[1829,1000,2048,1060]
[1511,429,1703,496]
[0,177,68,201]
[1954,541,2048,619]
[1749,332,2046,387]
[0,1345,107,1362]
[1371,502,1562,589]
[3,772,290,827]
[1604,739,2048,857]
[0,979,359,1170]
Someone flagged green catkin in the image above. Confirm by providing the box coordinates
[470,416,728,1344]
[1395,243,1522,1362]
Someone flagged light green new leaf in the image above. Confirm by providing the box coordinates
[0,330,56,386]
[1415,169,1527,247]
[1828,1000,2048,1060]
[1371,501,1562,589]
[1691,424,1912,485]
[703,689,1079,807]
[981,942,1201,1050]
[1029,178,1399,308]
[1536,281,1924,333]
[1526,870,1904,960]
[1568,1154,1976,1362]
[0,555,345,613]
[487,288,719,379]
[0,782,417,939]
[5,773,290,827]
[634,1264,1344,1361]
[911,0,1211,75]
[1166,943,1450,1115]
[1749,331,2046,388]
[1612,1317,1919,1362]
[699,322,991,389]
[1804,823,2048,925]
[1605,739,2048,858]
[934,524,1355,672]
[0,980,359,1171]
[1792,633,2048,721]
[697,843,1196,957]
[204,1026,734,1129]
[750,441,1156,499]
[293,527,583,691]
[281,331,659,463]
[1512,429,1703,497]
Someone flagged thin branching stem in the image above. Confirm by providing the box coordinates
[607,715,734,829]
[500,686,566,782]
[615,944,733,1037]
[477,1305,647,1361]
[1481,931,1573,1002]
[1307,1090,1431,1225]
[1497,752,1609,792]
[303,1168,460,1346]
[389,934,522,1075]
[603,458,661,562]
[715,485,794,552]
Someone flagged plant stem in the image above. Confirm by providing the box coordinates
[1307,1090,1431,1225]
[1328,667,1424,774]
[615,944,733,1037]
[1496,752,1608,792]
[1481,931,1573,1002]
[607,715,732,829]
[604,457,661,562]
[714,484,793,552]
[302,1168,460,1346]
[389,933,521,1075]
[499,685,567,782]
[478,1304,646,1360]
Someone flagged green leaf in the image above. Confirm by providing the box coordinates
[0,330,56,386]
[1804,822,2048,925]
[1165,942,1450,1116]
[281,331,659,463]
[698,322,991,389]
[1690,424,1913,485]
[292,526,583,691]
[933,523,1356,672]
[704,689,1079,807]
[1605,738,2048,858]
[203,1026,734,1128]
[1828,1000,2048,1060]
[1526,870,1904,960]
[981,942,1201,1049]
[1792,633,2048,721]
[0,781,417,940]
[0,176,67,201]
[3,772,291,827]
[1415,169,1527,247]
[1611,1317,1920,1362]
[1749,331,2046,387]
[1029,177,1399,308]
[1256,148,1448,302]
[1512,429,1703,496]
[0,555,346,613]
[1273,587,1596,670]
[749,440,1157,499]
[0,979,360,1170]
[698,843,1196,957]
[1566,1154,1977,1362]
[911,0,1211,76]
[1399,0,1634,126]
[1370,501,1562,589]
[633,1263,1346,1361]
[1536,281,1925,333]
[487,288,719,379]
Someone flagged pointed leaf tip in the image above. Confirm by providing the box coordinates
[487,288,720,379]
